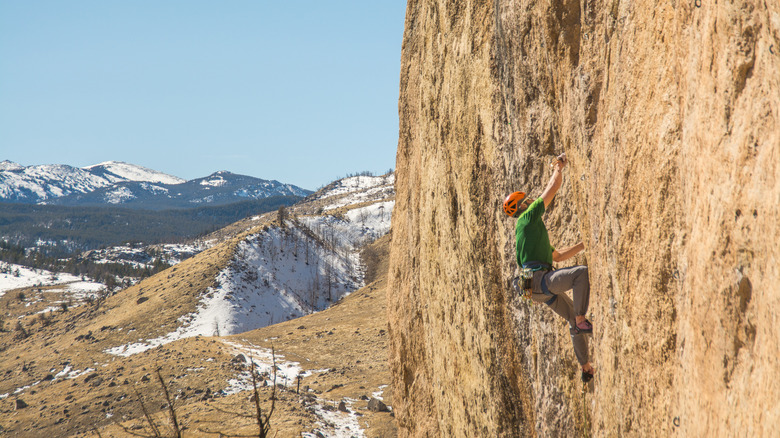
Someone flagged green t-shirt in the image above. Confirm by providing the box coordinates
[515,197,554,267]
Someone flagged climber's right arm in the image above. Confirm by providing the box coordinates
[541,155,566,208]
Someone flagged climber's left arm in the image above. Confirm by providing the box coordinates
[552,242,585,263]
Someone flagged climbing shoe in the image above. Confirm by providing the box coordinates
[576,319,593,334]
[581,369,594,383]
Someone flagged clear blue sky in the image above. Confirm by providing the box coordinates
[0,1,406,190]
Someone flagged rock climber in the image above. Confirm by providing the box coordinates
[503,153,596,383]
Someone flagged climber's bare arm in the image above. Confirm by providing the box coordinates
[552,242,585,263]
[541,154,567,208]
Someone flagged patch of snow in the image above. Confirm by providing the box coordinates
[35,239,60,247]
[372,385,388,401]
[305,398,366,438]
[0,263,82,297]
[83,242,207,270]
[201,176,227,187]
[316,174,395,202]
[14,384,33,394]
[104,186,136,204]
[300,200,394,250]
[66,281,106,293]
[54,366,95,381]
[220,340,311,392]
[5,365,96,397]
[139,182,170,194]
[189,195,215,204]
[323,187,395,211]
[35,306,61,314]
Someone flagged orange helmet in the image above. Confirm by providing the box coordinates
[503,191,526,217]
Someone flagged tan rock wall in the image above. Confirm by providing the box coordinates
[389,2,532,436]
[389,0,779,436]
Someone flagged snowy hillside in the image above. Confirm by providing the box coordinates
[105,172,395,356]
[310,173,395,209]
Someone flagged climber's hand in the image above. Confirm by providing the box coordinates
[551,153,567,171]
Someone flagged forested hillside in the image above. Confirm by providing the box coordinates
[0,196,301,254]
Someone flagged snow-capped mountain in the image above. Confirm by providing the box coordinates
[84,161,186,185]
[0,160,311,209]
[0,160,184,203]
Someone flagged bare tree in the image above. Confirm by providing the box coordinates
[156,369,182,438]
[277,206,287,228]
[325,261,334,302]
[116,367,182,438]
[199,348,278,437]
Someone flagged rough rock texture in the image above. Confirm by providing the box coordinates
[388,0,779,436]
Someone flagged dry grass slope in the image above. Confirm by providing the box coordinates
[0,213,395,437]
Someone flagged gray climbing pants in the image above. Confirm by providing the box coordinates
[531,265,591,365]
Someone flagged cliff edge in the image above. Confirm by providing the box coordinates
[388,0,779,436]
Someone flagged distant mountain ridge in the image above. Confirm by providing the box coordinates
[83,161,186,185]
[0,160,311,209]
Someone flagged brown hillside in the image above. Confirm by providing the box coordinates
[1,223,395,436]
[389,0,779,437]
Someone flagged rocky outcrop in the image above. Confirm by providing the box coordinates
[388,0,779,436]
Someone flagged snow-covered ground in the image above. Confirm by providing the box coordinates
[82,242,209,270]
[301,200,394,250]
[316,174,394,201]
[0,262,104,299]
[104,186,136,204]
[220,340,311,391]
[312,174,395,212]
[305,398,367,438]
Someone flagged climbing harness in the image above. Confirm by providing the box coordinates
[516,261,557,305]
[512,267,534,301]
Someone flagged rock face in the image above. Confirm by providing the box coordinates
[388,1,779,437]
